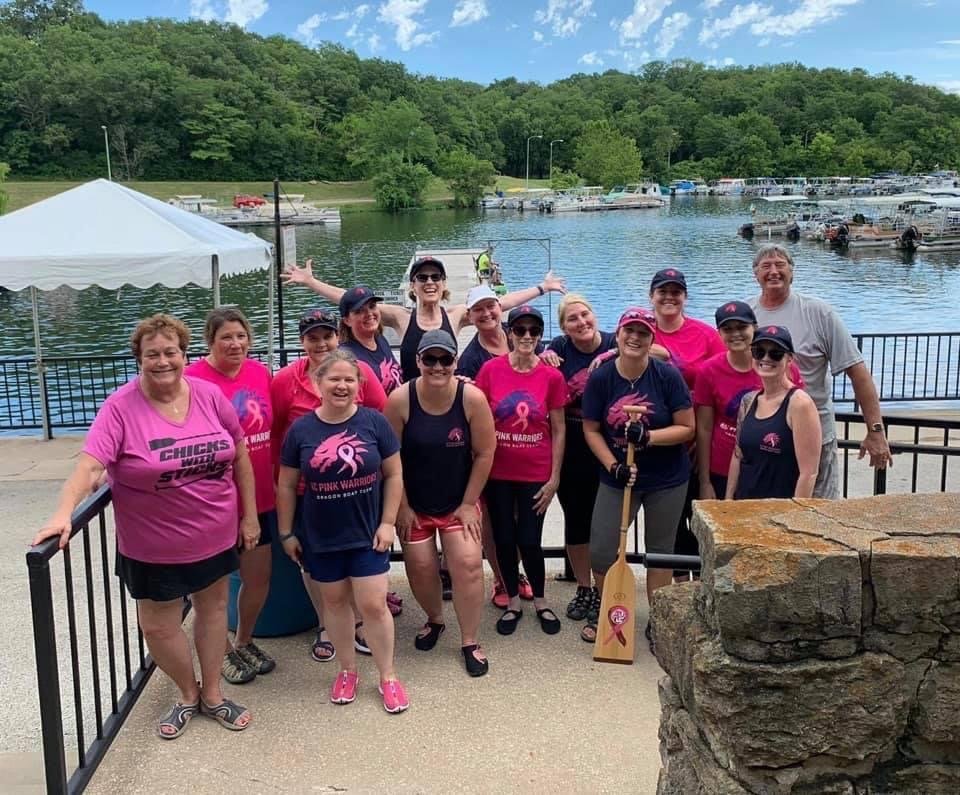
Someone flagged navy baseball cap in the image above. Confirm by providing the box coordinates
[418,329,458,356]
[507,305,544,328]
[339,285,383,316]
[410,256,447,280]
[650,268,687,291]
[715,300,757,328]
[299,308,339,337]
[753,325,794,353]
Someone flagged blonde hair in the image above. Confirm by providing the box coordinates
[130,314,190,360]
[557,293,595,328]
[313,349,364,383]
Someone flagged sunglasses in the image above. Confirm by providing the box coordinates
[751,346,787,362]
[511,325,543,338]
[420,353,455,368]
[414,272,444,283]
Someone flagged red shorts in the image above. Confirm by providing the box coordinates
[406,504,482,544]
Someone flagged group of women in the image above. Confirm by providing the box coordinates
[33,255,822,740]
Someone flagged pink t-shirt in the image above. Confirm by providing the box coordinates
[84,377,244,564]
[185,358,274,513]
[475,355,568,482]
[693,353,804,477]
[656,316,726,391]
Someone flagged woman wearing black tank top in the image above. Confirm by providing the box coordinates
[385,330,497,677]
[726,325,821,499]
[283,256,567,383]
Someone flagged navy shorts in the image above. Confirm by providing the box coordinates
[253,509,277,548]
[302,546,390,583]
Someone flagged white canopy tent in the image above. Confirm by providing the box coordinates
[0,179,275,438]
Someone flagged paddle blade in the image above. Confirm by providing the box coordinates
[592,557,636,664]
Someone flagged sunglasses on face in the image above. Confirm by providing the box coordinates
[420,353,455,368]
[414,272,444,283]
[751,346,787,362]
[511,325,542,338]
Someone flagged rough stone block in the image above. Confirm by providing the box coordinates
[903,661,960,763]
[873,761,960,794]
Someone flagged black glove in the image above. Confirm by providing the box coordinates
[625,420,650,449]
[609,462,633,487]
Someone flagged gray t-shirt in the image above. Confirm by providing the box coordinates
[749,291,862,443]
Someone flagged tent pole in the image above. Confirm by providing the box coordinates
[212,255,221,306]
[31,287,51,441]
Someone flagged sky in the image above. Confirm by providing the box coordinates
[84,0,960,94]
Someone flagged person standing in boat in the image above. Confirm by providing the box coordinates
[282,255,566,384]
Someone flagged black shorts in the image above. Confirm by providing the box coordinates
[252,509,277,549]
[117,547,239,602]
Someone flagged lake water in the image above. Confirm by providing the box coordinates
[3,197,959,357]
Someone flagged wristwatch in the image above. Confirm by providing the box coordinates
[278,532,296,543]
[869,423,884,433]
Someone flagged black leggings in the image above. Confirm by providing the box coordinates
[484,479,547,599]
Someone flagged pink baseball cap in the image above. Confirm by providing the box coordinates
[616,307,657,336]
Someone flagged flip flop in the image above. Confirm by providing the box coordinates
[157,697,199,740]
[200,697,251,731]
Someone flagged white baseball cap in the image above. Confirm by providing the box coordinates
[466,284,500,309]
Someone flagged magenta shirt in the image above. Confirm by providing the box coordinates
[84,377,244,564]
[475,355,568,483]
[185,357,274,513]
[655,316,726,391]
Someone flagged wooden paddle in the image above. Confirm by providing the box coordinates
[593,406,645,665]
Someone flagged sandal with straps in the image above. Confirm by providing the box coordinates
[200,696,252,731]
[580,622,597,643]
[461,644,489,677]
[157,696,199,740]
[311,626,336,662]
[414,621,445,651]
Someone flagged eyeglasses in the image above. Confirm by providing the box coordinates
[511,325,542,338]
[420,353,455,368]
[414,272,444,283]
[751,346,787,362]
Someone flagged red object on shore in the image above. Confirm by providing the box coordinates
[233,194,266,208]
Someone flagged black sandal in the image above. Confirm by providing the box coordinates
[461,644,489,677]
[536,608,562,635]
[496,608,523,635]
[414,621,446,651]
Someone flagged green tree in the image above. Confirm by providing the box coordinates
[372,151,432,211]
[0,0,84,39]
[550,169,580,189]
[573,120,643,188]
[0,161,9,214]
[437,147,495,208]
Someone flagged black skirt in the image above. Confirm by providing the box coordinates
[116,546,239,602]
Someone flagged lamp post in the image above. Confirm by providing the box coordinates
[549,138,563,182]
[100,125,112,181]
[525,134,542,190]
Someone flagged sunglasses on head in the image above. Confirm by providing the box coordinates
[751,345,787,362]
[414,272,444,283]
[511,324,542,338]
[420,353,455,367]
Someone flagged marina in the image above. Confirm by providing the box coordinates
[168,192,342,227]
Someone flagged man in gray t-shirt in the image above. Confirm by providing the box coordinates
[747,244,892,498]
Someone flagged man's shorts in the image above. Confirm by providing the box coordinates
[406,504,481,544]
[301,546,390,583]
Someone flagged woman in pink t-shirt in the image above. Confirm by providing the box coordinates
[475,305,567,637]
[185,307,276,686]
[33,314,257,740]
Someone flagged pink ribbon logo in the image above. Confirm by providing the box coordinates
[513,401,530,431]
[245,398,264,431]
[337,444,358,476]
[604,604,631,647]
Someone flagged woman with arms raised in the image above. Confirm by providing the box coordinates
[33,314,258,739]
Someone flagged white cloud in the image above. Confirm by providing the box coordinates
[702,0,723,7]
[937,39,960,45]
[750,0,860,37]
[189,0,218,21]
[616,0,674,46]
[698,2,769,46]
[936,80,960,94]
[506,21,519,29]
[297,13,325,42]
[368,32,382,50]
[451,0,489,27]
[533,30,544,41]
[378,0,437,50]
[331,10,351,21]
[723,55,735,64]
[355,4,370,18]
[298,6,374,46]
[654,11,690,56]
[534,0,594,38]
[346,22,360,38]
[225,0,268,27]
[578,50,604,65]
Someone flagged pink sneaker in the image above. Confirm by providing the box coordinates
[330,670,359,705]
[378,679,410,713]
[518,574,534,601]
[491,581,509,609]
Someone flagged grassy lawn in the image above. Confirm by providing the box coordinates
[3,175,550,213]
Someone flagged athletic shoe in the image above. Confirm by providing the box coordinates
[586,587,601,623]
[221,649,256,685]
[491,581,509,609]
[379,679,410,714]
[566,586,592,621]
[330,670,359,704]
[235,642,276,674]
[439,568,453,601]
[518,574,534,601]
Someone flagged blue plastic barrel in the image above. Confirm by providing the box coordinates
[227,539,316,637]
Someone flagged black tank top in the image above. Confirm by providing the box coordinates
[734,388,799,500]
[401,379,472,516]
[399,306,456,382]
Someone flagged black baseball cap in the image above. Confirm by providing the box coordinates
[650,268,687,291]
[299,309,338,337]
[753,324,794,353]
[715,300,757,328]
[417,329,458,356]
[339,285,383,316]
[507,305,544,328]
[410,256,447,280]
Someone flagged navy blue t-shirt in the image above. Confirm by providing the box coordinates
[456,323,544,380]
[342,336,402,394]
[581,358,692,491]
[280,407,400,552]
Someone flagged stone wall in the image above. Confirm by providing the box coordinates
[652,493,960,794]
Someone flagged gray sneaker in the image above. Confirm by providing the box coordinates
[221,649,256,684]
[236,641,276,674]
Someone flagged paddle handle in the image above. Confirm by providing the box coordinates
[617,439,635,560]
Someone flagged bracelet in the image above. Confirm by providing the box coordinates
[537,284,545,296]
[278,532,296,543]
